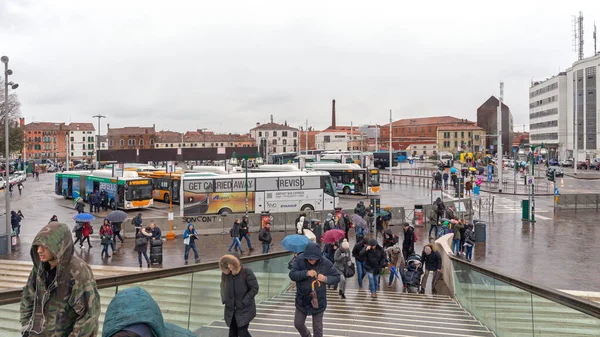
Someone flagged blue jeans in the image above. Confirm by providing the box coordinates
[452,239,461,254]
[356,261,366,287]
[185,242,199,261]
[138,251,149,266]
[429,224,438,238]
[367,272,380,294]
[228,237,242,252]
[241,233,253,249]
[262,243,270,254]
[465,245,473,260]
[388,267,405,285]
[101,244,109,255]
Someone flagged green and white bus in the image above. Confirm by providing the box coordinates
[307,163,380,195]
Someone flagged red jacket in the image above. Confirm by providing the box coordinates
[100,226,113,237]
[82,223,92,237]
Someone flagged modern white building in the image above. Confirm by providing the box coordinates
[68,123,96,161]
[528,73,567,159]
[249,120,299,155]
[566,53,600,161]
[315,130,349,151]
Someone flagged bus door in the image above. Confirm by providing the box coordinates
[117,184,125,209]
[67,178,73,197]
[92,181,100,193]
[172,179,180,203]
[321,176,337,209]
[56,176,62,195]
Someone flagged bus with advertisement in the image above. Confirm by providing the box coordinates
[180,171,338,216]
[307,163,380,195]
[55,170,154,210]
[141,171,218,204]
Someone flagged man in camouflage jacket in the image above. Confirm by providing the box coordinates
[20,222,101,336]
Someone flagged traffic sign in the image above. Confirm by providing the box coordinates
[409,159,414,165]
[554,188,559,196]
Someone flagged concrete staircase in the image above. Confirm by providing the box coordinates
[0,262,290,336]
[198,288,495,337]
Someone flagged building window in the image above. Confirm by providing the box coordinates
[120,139,124,146]
[283,146,286,152]
[283,139,287,145]
[272,139,277,145]
[273,131,277,137]
[454,132,458,138]
[461,132,464,138]
[468,131,472,138]
[454,141,458,147]
[70,137,74,141]
[128,139,136,146]
[109,139,114,147]
[282,131,288,137]
[150,138,154,145]
[474,135,480,141]
[293,132,297,137]
[258,131,262,137]
[265,132,269,137]
[139,139,144,146]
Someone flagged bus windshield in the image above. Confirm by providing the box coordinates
[126,183,153,201]
[368,170,380,186]
[323,175,338,197]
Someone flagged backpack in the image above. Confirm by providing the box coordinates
[229,228,233,237]
[323,219,333,232]
[131,218,136,225]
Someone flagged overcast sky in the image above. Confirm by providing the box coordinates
[2,0,599,134]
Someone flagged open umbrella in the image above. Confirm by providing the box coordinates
[376,210,390,217]
[105,210,128,223]
[281,234,312,253]
[321,229,345,244]
[351,214,368,230]
[450,167,457,173]
[469,167,477,172]
[72,197,82,206]
[73,213,95,222]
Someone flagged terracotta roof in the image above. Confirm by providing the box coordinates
[326,125,361,132]
[320,129,350,133]
[385,116,474,127]
[24,122,66,131]
[67,122,95,131]
[407,141,438,145]
[156,131,183,143]
[250,122,298,131]
[184,131,254,142]
[107,126,155,136]
[437,125,484,131]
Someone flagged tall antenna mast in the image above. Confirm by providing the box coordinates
[578,11,584,60]
[594,21,597,55]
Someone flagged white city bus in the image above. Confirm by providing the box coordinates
[180,171,339,216]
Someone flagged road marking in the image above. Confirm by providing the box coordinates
[535,214,551,220]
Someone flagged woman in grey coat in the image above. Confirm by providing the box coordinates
[334,239,352,299]
[220,254,259,337]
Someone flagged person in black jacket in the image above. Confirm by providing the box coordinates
[228,219,243,254]
[352,238,368,288]
[420,244,442,294]
[290,242,340,337]
[220,254,259,337]
[258,222,272,254]
[360,238,386,298]
[402,223,415,262]
[239,215,254,251]
[383,229,398,249]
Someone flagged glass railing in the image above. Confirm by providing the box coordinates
[0,252,292,336]
[452,258,600,336]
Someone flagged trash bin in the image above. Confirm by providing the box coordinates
[260,211,271,228]
[310,218,322,243]
[521,199,530,221]
[473,220,486,242]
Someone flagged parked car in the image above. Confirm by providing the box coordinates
[548,167,564,177]
[46,165,57,173]
[548,158,560,166]
[13,171,26,182]
[0,177,5,189]
[560,159,573,167]
[577,161,588,170]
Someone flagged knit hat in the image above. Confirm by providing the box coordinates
[341,239,350,250]
[392,244,401,253]
[368,238,378,247]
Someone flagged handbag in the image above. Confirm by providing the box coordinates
[101,236,112,245]
[183,237,190,245]
[135,237,147,246]
[344,261,356,278]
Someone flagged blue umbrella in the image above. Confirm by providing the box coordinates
[281,234,312,253]
[73,213,95,222]
[450,167,457,173]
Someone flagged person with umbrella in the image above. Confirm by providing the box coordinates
[289,242,340,337]
[105,211,128,244]
[386,243,405,288]
[81,222,93,248]
[281,234,312,254]
[100,219,114,258]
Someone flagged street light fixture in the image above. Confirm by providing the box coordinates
[229,152,263,217]
[2,56,18,255]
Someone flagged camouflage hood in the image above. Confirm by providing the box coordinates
[30,222,74,275]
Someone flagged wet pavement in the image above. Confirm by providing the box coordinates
[1,172,600,293]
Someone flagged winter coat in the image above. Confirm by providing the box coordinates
[352,241,366,263]
[383,229,398,249]
[151,226,162,240]
[359,244,386,275]
[92,193,101,205]
[465,228,475,246]
[443,173,449,181]
[133,214,143,228]
[102,287,194,337]
[453,222,465,240]
[323,214,334,232]
[240,217,250,236]
[220,255,259,328]
[75,202,84,213]
[289,243,340,315]
[421,250,442,271]
[231,222,241,238]
[258,228,272,244]
[183,226,198,245]
[322,243,337,263]
[134,228,153,253]
[111,222,122,233]
[333,248,352,274]
[99,226,113,241]
[10,211,20,229]
[385,247,405,269]
[20,222,101,336]
[82,223,92,237]
[402,226,415,254]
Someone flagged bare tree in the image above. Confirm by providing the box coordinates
[0,78,25,156]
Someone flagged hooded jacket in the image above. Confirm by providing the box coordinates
[219,254,259,328]
[421,246,442,271]
[323,213,334,231]
[20,222,101,337]
[333,246,352,273]
[183,224,198,245]
[383,229,398,249]
[352,239,367,263]
[102,287,194,337]
[258,226,272,244]
[359,240,386,275]
[289,243,340,315]
[385,245,405,269]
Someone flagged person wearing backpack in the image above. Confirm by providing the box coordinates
[220,254,259,337]
[258,222,272,254]
[464,222,475,262]
[228,219,243,254]
[323,213,334,233]
[132,213,143,235]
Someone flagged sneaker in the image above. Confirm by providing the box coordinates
[373,293,378,298]
[249,247,255,251]
[195,258,201,263]
[371,293,376,298]
[184,260,188,264]
[340,291,346,299]
[387,282,392,287]
[419,289,425,294]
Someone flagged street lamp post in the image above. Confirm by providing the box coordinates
[2,56,18,255]
[92,114,106,169]
[230,153,263,218]
[529,143,545,223]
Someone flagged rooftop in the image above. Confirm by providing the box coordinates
[250,122,298,131]
[385,116,474,127]
[107,125,156,136]
[23,122,65,131]
[66,122,95,131]
[437,125,484,131]
[156,130,183,143]
[184,130,254,142]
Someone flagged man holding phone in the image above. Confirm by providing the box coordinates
[183,223,200,264]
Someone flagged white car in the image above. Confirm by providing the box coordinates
[14,171,26,182]
[0,177,5,189]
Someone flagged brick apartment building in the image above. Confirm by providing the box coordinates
[24,122,67,162]
[437,125,486,154]
[107,124,156,150]
[155,129,255,149]
[381,116,476,150]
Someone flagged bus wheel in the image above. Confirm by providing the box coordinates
[110,199,116,210]
[343,186,351,195]
[219,208,232,216]
[164,193,170,203]
[301,204,314,211]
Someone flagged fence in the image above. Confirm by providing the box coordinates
[556,194,600,210]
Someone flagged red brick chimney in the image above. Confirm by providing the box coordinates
[331,99,336,129]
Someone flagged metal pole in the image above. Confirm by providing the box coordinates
[497,81,504,193]
[531,151,536,223]
[389,110,392,177]
[305,120,308,155]
[574,121,578,175]
[92,114,105,169]
[375,125,378,151]
[3,58,10,254]
[245,157,249,217]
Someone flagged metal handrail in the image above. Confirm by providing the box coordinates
[0,251,292,306]
[450,255,600,319]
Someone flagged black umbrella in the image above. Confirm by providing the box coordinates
[105,210,128,223]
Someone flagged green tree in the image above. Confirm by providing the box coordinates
[0,79,24,157]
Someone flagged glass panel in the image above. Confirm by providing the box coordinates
[493,278,533,336]
[532,294,600,336]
